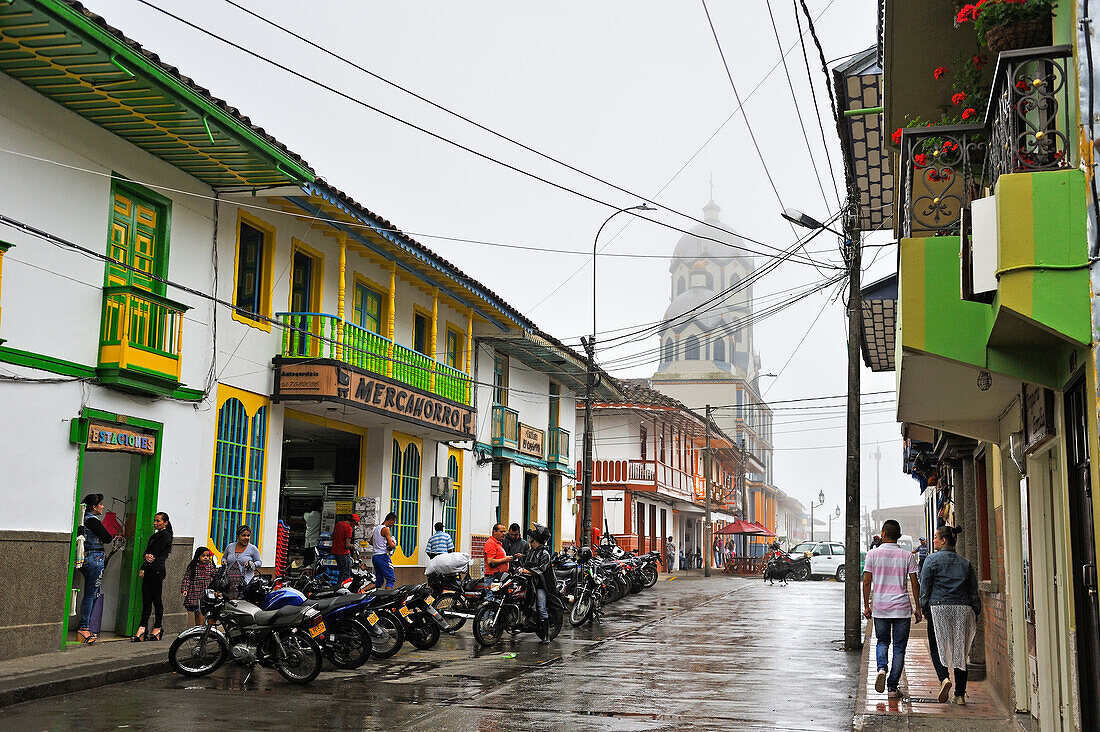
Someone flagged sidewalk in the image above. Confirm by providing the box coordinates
[0,635,173,708]
[853,623,1027,731]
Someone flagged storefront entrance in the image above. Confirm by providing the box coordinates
[279,412,363,570]
[64,412,162,644]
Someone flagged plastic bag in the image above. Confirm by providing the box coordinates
[425,552,469,576]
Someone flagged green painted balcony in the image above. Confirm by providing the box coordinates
[277,312,470,405]
[97,284,189,394]
[547,426,570,464]
[491,404,519,449]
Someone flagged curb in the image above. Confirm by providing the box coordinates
[0,657,169,709]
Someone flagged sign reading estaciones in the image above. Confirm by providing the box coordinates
[518,424,544,458]
[274,360,474,438]
[87,423,156,456]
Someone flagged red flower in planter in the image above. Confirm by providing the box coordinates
[955,4,978,23]
[892,127,903,145]
[973,54,988,70]
[961,107,977,120]
[1015,80,1030,92]
[942,141,960,153]
[933,66,949,79]
[952,92,967,106]
[914,153,928,167]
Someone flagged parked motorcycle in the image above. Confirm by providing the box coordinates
[472,572,565,647]
[425,570,489,632]
[168,566,325,684]
[763,553,810,584]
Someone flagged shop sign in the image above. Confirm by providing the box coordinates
[1022,384,1056,454]
[274,359,474,439]
[518,424,544,458]
[86,423,155,455]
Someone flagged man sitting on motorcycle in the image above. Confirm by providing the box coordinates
[518,524,555,644]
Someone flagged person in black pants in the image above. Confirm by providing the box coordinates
[134,512,173,641]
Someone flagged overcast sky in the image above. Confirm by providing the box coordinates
[82,0,917,518]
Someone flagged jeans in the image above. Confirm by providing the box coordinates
[534,588,548,620]
[372,553,395,589]
[78,551,105,630]
[925,609,968,696]
[873,616,912,691]
[335,554,352,584]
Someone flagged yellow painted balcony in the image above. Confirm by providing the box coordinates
[97,285,189,394]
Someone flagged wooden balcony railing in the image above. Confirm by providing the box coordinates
[277,312,470,405]
[548,426,570,463]
[581,458,700,501]
[491,404,519,449]
[98,284,188,387]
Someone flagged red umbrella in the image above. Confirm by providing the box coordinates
[715,519,766,536]
[749,521,777,538]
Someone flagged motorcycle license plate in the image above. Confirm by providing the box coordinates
[366,612,379,626]
[399,605,411,618]
[308,620,325,638]
[425,595,434,605]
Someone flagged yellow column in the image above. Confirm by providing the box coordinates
[465,307,474,403]
[386,261,396,377]
[336,232,347,360]
[429,288,439,392]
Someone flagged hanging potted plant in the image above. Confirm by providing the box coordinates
[955,0,1055,55]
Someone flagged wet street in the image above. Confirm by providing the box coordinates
[1,576,859,731]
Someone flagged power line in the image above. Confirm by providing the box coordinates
[792,0,843,209]
[131,0,838,271]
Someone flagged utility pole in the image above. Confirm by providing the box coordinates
[704,405,713,578]
[581,336,595,548]
[738,437,747,561]
[843,203,863,652]
[871,443,882,512]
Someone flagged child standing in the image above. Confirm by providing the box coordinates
[180,547,215,627]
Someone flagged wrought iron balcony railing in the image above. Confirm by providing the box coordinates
[899,124,984,238]
[984,45,1073,191]
[277,312,470,405]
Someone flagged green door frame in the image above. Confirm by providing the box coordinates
[63,408,164,647]
[547,475,559,552]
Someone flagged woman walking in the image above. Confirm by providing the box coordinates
[180,546,215,627]
[76,494,114,643]
[134,512,173,641]
[223,525,261,595]
[919,525,982,705]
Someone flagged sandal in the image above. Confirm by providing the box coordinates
[131,627,146,642]
[76,628,96,644]
[149,628,162,641]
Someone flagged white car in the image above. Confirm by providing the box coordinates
[788,541,848,581]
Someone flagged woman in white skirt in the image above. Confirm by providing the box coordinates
[918,525,982,704]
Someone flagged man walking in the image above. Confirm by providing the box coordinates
[371,512,398,589]
[665,536,676,573]
[331,513,357,584]
[862,519,922,698]
[914,537,929,572]
[426,521,454,559]
[502,523,528,558]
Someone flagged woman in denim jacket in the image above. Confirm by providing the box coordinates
[919,525,981,705]
[76,494,114,643]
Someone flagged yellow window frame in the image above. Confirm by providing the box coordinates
[445,447,463,551]
[231,210,276,331]
[287,238,324,313]
[390,431,423,565]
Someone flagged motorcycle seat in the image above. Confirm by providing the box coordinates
[553,568,576,579]
[310,594,365,613]
[252,605,307,626]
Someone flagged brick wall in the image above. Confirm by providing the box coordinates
[981,505,1013,710]
[469,534,488,579]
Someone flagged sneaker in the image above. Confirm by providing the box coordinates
[949,695,966,706]
[887,689,902,699]
[875,670,887,693]
[937,679,952,703]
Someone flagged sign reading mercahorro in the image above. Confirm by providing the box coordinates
[273,358,475,438]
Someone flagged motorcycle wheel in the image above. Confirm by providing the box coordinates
[545,607,563,642]
[325,619,372,670]
[168,631,228,677]
[615,575,631,600]
[432,594,467,632]
[367,610,405,659]
[629,576,645,594]
[407,615,441,650]
[604,580,622,604]
[570,590,593,626]
[273,630,323,684]
[641,564,659,588]
[473,604,503,647]
[793,564,810,581]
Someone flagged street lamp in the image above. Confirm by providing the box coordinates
[828,505,841,542]
[809,490,825,543]
[581,203,657,548]
[781,200,863,650]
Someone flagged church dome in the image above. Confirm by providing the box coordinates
[662,285,733,332]
[669,200,750,273]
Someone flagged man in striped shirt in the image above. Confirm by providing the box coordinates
[426,522,455,559]
[862,519,923,698]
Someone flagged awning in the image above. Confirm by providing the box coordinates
[715,519,766,536]
[749,521,777,538]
